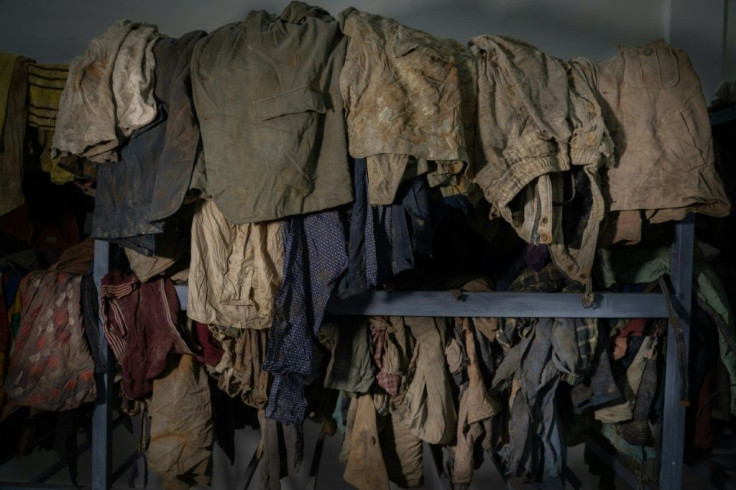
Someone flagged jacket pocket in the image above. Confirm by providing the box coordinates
[251,86,326,120]
[623,45,679,89]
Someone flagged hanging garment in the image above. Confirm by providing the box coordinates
[318,316,375,394]
[449,318,501,484]
[188,199,284,330]
[263,209,348,425]
[99,271,192,400]
[258,409,303,490]
[206,325,270,409]
[338,8,476,204]
[492,318,565,489]
[92,31,205,255]
[5,271,96,411]
[469,36,612,284]
[0,56,29,217]
[52,20,161,162]
[148,354,213,487]
[190,1,352,224]
[338,158,433,298]
[591,39,730,239]
[389,316,457,445]
[27,63,74,184]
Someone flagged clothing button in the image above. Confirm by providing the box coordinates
[642,48,653,56]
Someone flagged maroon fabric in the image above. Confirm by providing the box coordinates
[5,271,96,410]
[194,322,223,367]
[100,270,192,399]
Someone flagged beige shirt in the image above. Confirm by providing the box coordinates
[187,199,284,330]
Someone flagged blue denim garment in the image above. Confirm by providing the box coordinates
[264,209,348,424]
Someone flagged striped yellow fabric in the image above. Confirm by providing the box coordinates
[28,63,68,130]
[28,63,74,184]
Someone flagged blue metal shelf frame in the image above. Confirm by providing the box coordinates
[84,216,694,490]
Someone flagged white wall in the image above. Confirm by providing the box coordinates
[3,0,728,94]
[0,0,664,62]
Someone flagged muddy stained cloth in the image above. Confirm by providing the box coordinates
[0,56,29,217]
[258,409,303,490]
[99,271,192,400]
[389,316,457,445]
[93,31,206,252]
[342,394,390,490]
[52,20,161,163]
[191,2,352,224]
[207,326,269,409]
[338,8,475,201]
[492,318,567,488]
[469,36,611,284]
[450,318,502,484]
[5,271,96,411]
[318,316,375,394]
[263,210,348,425]
[592,39,730,225]
[188,199,284,330]
[340,394,423,489]
[148,354,213,487]
[338,158,433,298]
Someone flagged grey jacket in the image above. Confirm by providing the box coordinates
[190,1,352,224]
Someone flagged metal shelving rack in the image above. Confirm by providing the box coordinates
[81,215,694,489]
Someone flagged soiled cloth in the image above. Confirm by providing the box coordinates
[389,316,457,445]
[191,2,352,224]
[318,317,374,394]
[343,394,390,490]
[0,56,29,217]
[188,199,283,330]
[148,355,212,487]
[52,20,161,163]
[340,395,424,489]
[596,246,736,415]
[492,318,565,488]
[263,210,348,424]
[258,409,303,490]
[469,36,612,284]
[451,318,502,484]
[93,31,205,252]
[207,326,269,409]
[338,8,476,204]
[28,63,74,184]
[450,318,501,484]
[5,271,96,411]
[592,39,730,227]
[99,271,192,400]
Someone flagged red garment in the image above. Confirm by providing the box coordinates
[100,271,192,399]
[613,318,649,360]
[194,322,223,367]
[5,270,96,410]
